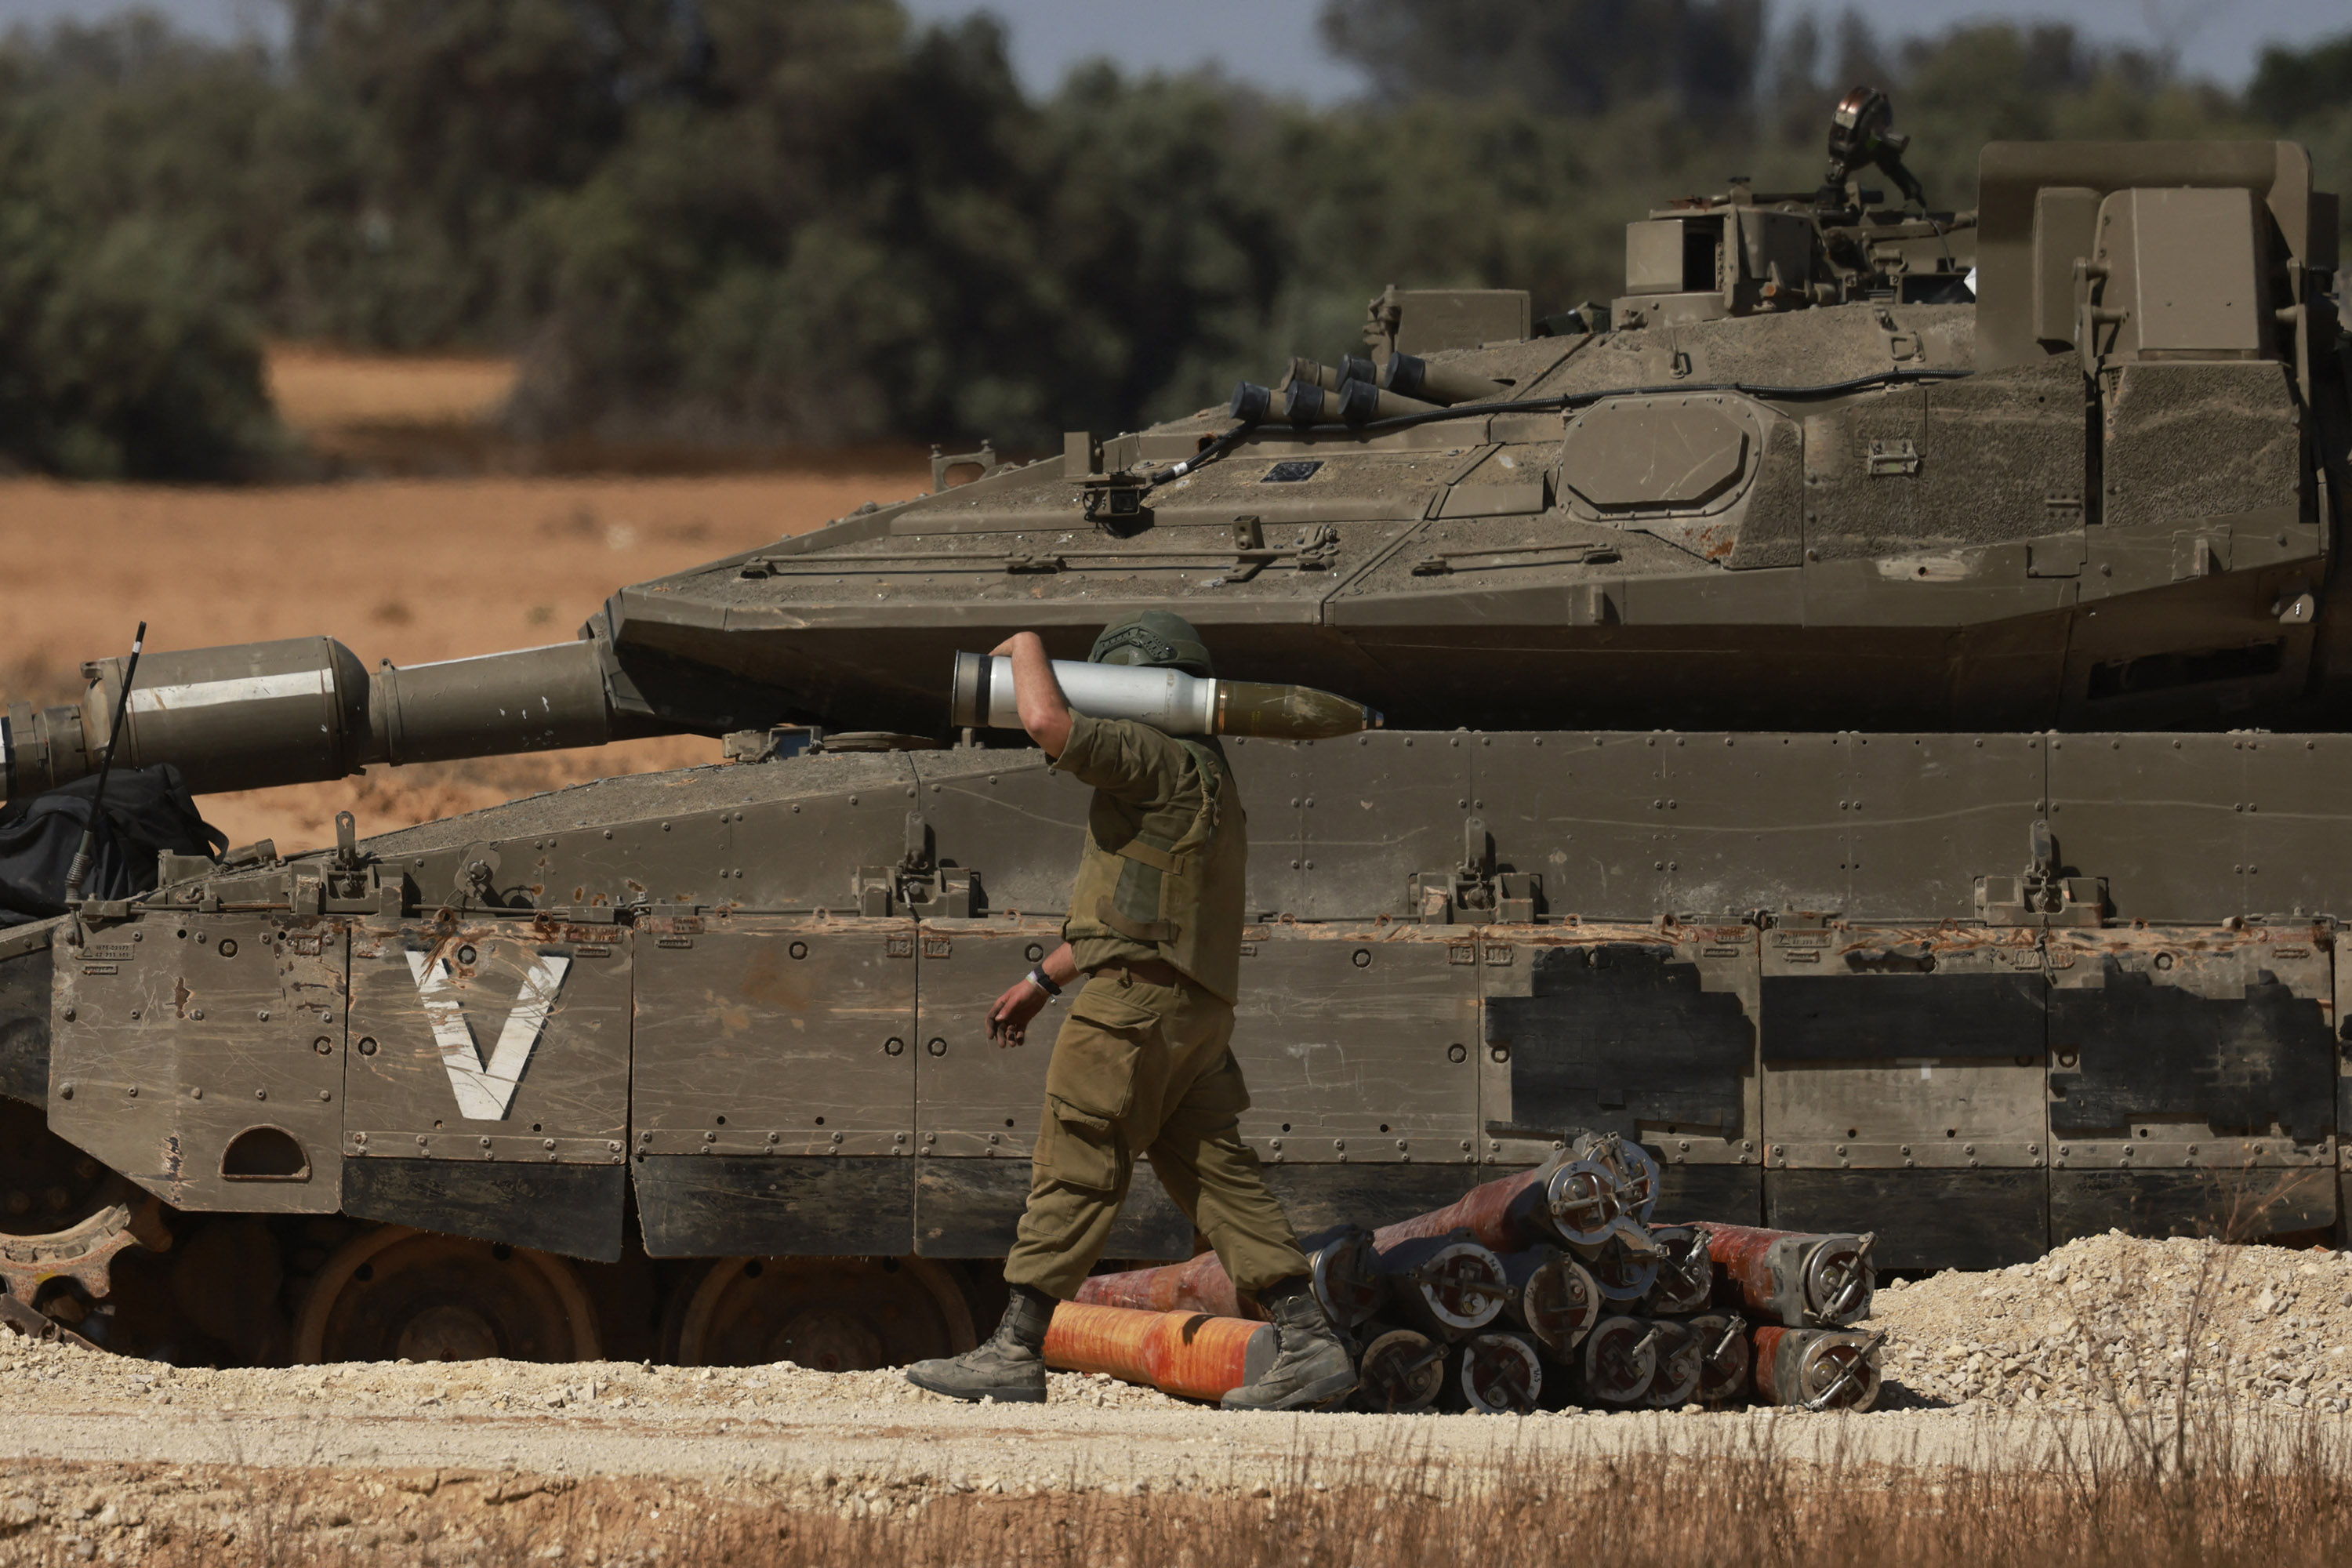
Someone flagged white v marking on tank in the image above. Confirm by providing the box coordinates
[403,950,572,1120]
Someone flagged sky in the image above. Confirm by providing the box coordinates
[898,0,2351,99]
[0,0,2344,101]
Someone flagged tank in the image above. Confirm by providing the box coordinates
[3,116,2349,1367]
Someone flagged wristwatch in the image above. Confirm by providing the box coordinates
[1025,965,1063,1000]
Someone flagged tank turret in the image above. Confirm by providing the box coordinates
[15,132,2346,799]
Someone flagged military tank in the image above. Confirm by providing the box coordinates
[4,109,2348,1367]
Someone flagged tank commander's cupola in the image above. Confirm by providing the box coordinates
[1618,198,1820,327]
[1613,89,1976,328]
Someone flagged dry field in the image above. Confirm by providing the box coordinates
[0,466,929,852]
[0,1426,2347,1568]
[264,341,520,434]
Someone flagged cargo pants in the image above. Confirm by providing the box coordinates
[1001,967,1308,1300]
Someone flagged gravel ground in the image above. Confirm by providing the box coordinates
[0,1231,2344,1535]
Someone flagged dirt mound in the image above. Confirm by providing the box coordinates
[1868,1231,2352,1414]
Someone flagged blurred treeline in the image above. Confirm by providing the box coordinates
[5,0,2352,479]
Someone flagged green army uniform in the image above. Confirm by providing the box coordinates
[908,609,1355,1411]
[1000,711,1308,1300]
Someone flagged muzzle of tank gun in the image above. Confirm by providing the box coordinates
[1639,1319,1706,1409]
[1372,1233,1509,1338]
[1,636,628,801]
[950,652,1381,742]
[1355,1324,1446,1413]
[1454,1329,1544,1414]
[1751,1325,1884,1412]
[1380,351,1511,407]
[1497,1246,1600,1356]
[1704,1224,1876,1327]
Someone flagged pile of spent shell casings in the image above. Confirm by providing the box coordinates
[1078,1132,1883,1414]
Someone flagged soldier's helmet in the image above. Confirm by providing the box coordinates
[1088,611,1214,679]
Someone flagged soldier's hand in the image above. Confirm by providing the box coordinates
[987,978,1048,1047]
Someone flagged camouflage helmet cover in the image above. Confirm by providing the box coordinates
[1089,610,1214,679]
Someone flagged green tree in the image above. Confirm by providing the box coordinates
[0,1,2336,476]
[0,15,281,477]
[505,4,1064,445]
[2247,34,2352,129]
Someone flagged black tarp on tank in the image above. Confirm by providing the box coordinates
[0,765,223,925]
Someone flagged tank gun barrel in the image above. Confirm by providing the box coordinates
[1,636,635,801]
[949,652,1381,741]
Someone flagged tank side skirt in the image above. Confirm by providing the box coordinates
[29,731,2350,1268]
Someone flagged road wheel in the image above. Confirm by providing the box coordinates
[673,1255,974,1370]
[292,1225,601,1364]
[655,1261,715,1363]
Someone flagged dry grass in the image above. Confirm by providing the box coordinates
[1,1418,2349,1567]
[256,341,942,475]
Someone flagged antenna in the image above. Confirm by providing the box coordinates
[62,621,147,906]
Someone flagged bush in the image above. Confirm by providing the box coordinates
[0,204,281,481]
[0,13,285,478]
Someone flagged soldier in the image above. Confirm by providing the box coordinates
[906,611,1358,1410]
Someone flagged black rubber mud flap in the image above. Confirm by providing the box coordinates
[344,1158,626,1262]
[2052,1168,2336,1246]
[0,764,223,924]
[1656,1164,1762,1227]
[1768,1168,2045,1270]
[914,1156,1191,1260]
[634,1155,911,1258]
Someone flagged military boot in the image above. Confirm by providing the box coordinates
[1220,1276,1359,1411]
[906,1283,1054,1403]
